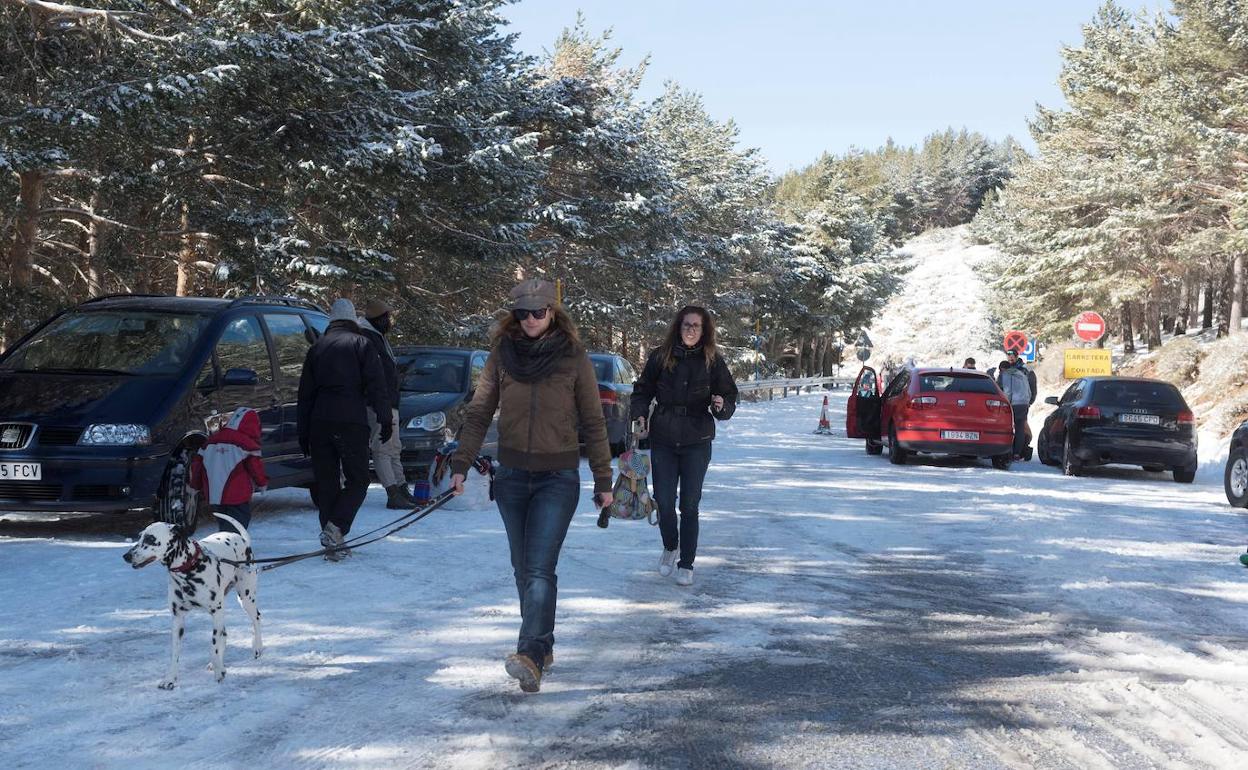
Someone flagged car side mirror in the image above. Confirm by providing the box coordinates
[1044,396,1060,406]
[222,368,259,387]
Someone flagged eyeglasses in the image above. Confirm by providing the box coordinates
[513,307,549,322]
[681,322,702,331]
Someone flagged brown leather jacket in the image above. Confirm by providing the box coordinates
[450,343,613,494]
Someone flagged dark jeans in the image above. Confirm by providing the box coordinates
[310,419,371,536]
[493,465,580,670]
[1011,404,1030,457]
[650,441,712,570]
[212,503,251,534]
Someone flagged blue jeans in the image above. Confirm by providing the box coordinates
[650,442,712,570]
[493,465,581,669]
[213,503,251,534]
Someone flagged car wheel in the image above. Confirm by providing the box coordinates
[1037,432,1058,467]
[1062,435,1082,477]
[991,453,1012,470]
[1225,447,1248,506]
[866,439,884,456]
[1173,465,1196,484]
[888,426,907,465]
[156,446,203,531]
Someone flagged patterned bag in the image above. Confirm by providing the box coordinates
[604,432,657,524]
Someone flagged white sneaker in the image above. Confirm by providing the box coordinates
[658,549,678,576]
[675,567,693,586]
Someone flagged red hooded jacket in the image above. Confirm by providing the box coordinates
[190,408,269,505]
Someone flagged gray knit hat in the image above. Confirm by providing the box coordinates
[329,298,356,323]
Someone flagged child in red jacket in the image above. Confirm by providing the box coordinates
[190,407,269,534]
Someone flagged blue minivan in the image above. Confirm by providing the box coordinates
[0,294,329,526]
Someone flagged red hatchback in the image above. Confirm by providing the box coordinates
[847,366,1015,469]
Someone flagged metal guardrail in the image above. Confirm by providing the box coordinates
[736,375,853,399]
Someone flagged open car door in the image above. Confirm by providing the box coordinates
[846,365,882,440]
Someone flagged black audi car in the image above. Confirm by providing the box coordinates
[0,294,327,525]
[394,346,495,477]
[1037,376,1197,482]
[1224,420,1248,507]
[588,352,637,456]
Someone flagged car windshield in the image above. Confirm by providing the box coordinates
[918,373,999,394]
[399,352,467,393]
[0,310,210,376]
[591,357,612,383]
[1092,381,1185,409]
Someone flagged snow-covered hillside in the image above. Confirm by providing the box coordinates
[864,225,1003,370]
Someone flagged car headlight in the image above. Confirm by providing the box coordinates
[79,424,152,446]
[406,411,447,432]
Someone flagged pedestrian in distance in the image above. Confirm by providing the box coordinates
[997,351,1034,460]
[631,305,738,587]
[449,279,614,694]
[297,298,392,561]
[189,407,269,534]
[358,298,416,510]
[963,357,976,369]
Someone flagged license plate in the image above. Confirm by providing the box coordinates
[0,462,41,480]
[1119,413,1160,425]
[941,430,980,441]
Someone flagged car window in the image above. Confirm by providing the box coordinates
[1059,382,1081,404]
[470,353,487,389]
[857,369,878,397]
[398,352,467,393]
[304,314,329,337]
[263,314,312,384]
[215,315,273,385]
[884,371,909,398]
[0,311,210,376]
[618,358,636,383]
[1092,380,1185,409]
[917,373,998,394]
[591,357,612,383]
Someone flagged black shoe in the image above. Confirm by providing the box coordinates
[385,485,409,510]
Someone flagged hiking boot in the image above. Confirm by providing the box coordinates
[658,549,678,577]
[320,522,345,562]
[504,653,542,693]
[396,483,419,507]
[675,567,693,586]
[385,485,410,510]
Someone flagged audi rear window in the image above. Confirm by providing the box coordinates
[918,374,999,394]
[1091,381,1185,409]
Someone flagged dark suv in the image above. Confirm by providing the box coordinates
[0,294,328,525]
[395,346,495,478]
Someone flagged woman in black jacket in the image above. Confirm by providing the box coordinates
[631,306,737,586]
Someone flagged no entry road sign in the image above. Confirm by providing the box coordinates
[1074,311,1106,342]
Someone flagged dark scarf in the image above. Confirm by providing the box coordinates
[500,329,571,383]
[674,342,703,360]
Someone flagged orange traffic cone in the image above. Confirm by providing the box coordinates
[814,395,832,435]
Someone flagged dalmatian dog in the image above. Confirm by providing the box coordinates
[123,513,262,689]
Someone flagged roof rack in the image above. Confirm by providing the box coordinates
[226,295,325,312]
[80,293,166,304]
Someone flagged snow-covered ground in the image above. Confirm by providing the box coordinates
[3,392,1248,769]
[865,226,1003,371]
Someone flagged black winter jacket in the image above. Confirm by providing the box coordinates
[296,321,391,442]
[630,345,738,447]
[359,319,400,409]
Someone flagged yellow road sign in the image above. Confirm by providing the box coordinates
[1064,348,1112,378]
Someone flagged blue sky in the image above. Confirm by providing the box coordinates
[500,1,1160,173]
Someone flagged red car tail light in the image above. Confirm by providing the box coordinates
[1178,409,1195,425]
[986,399,1009,412]
[1076,406,1101,419]
[909,396,937,409]
[599,386,617,407]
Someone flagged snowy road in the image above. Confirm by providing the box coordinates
[3,392,1248,769]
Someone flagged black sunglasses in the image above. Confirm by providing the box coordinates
[513,307,549,321]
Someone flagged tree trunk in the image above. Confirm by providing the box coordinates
[1230,253,1245,335]
[792,335,805,378]
[1121,302,1136,354]
[84,191,102,297]
[1145,294,1163,350]
[1189,278,1203,329]
[1203,278,1215,329]
[1172,278,1189,336]
[3,170,44,349]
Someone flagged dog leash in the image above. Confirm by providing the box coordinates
[221,489,458,572]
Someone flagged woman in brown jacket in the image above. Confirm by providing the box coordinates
[450,279,613,693]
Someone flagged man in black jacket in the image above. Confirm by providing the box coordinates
[297,298,391,560]
[358,298,414,509]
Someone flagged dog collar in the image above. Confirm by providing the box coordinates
[170,542,203,574]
